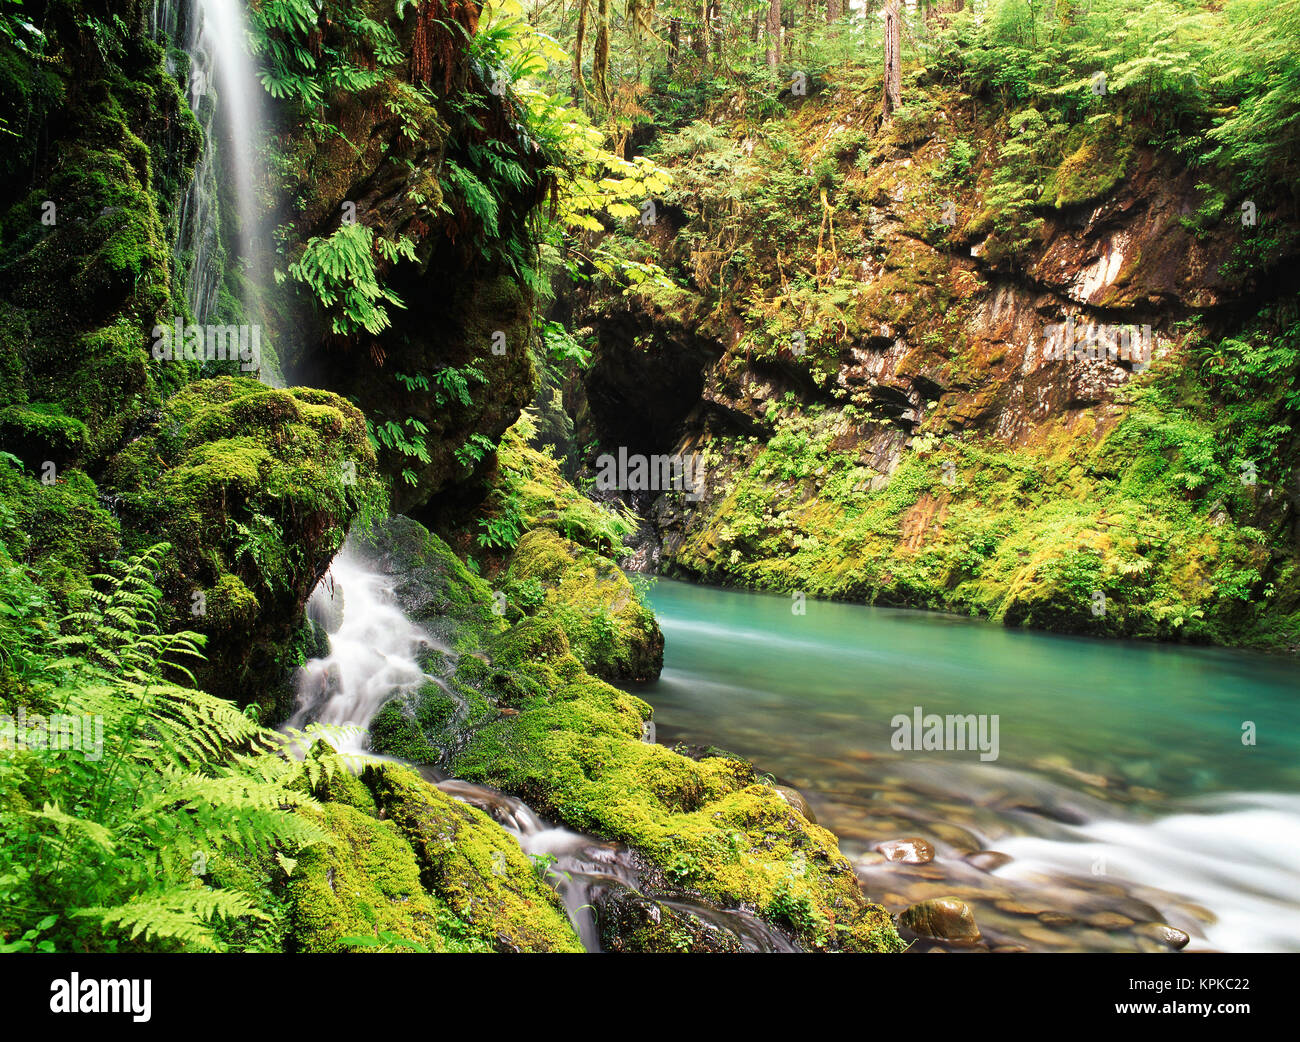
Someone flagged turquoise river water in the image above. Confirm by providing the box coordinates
[635,578,1300,952]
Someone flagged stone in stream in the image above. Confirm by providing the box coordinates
[1018,924,1074,947]
[1085,911,1135,930]
[927,822,981,852]
[965,850,1013,872]
[995,899,1050,917]
[773,785,817,823]
[596,887,747,953]
[874,837,936,864]
[1135,922,1191,950]
[900,897,982,942]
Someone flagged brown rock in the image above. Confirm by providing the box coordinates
[900,897,982,942]
[874,837,936,864]
[1085,911,1135,930]
[1136,922,1190,950]
[965,850,1013,872]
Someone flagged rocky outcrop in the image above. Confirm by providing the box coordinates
[565,80,1300,650]
[105,378,384,711]
[269,5,552,512]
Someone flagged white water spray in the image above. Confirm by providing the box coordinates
[158,0,278,382]
[288,552,449,757]
[994,793,1300,952]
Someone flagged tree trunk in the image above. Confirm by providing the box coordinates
[669,16,681,71]
[593,0,610,106]
[882,0,902,121]
[698,0,710,66]
[827,0,842,22]
[765,0,781,72]
[573,0,588,101]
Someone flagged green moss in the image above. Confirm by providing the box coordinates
[356,516,900,950]
[369,764,583,952]
[0,404,90,470]
[105,377,386,707]
[662,374,1295,650]
[0,458,120,607]
[355,514,504,651]
[505,529,663,682]
[448,645,897,950]
[286,801,487,953]
[1045,119,1134,209]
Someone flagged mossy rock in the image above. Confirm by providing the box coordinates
[0,404,90,471]
[505,528,663,682]
[368,764,583,952]
[288,763,581,953]
[597,887,749,953]
[106,377,385,709]
[0,30,198,462]
[355,514,504,652]
[1045,118,1134,210]
[286,801,482,953]
[0,458,120,607]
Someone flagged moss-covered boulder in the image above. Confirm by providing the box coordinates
[505,528,663,682]
[355,513,504,651]
[286,762,581,953]
[105,377,385,710]
[369,764,582,952]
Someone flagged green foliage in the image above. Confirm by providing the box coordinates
[284,223,414,337]
[250,0,402,119]
[0,546,338,952]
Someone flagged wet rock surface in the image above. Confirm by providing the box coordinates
[901,897,982,943]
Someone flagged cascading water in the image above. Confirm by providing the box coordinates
[154,0,277,382]
[287,553,445,755]
[288,544,799,953]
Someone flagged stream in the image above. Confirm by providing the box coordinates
[287,550,797,953]
[635,577,1300,953]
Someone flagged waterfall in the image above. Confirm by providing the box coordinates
[288,546,799,953]
[154,0,276,382]
[287,552,449,756]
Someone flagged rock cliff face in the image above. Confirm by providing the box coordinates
[267,4,551,514]
[0,2,551,704]
[569,86,1299,649]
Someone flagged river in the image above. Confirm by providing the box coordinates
[634,577,1300,953]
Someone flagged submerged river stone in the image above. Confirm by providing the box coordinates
[597,887,746,954]
[875,837,936,864]
[1135,922,1191,950]
[774,785,817,823]
[900,897,982,942]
